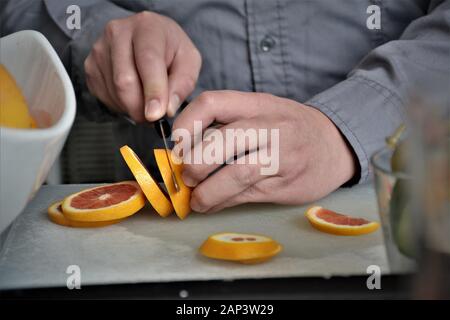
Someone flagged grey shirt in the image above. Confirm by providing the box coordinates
[2,0,449,183]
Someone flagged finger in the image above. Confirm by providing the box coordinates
[92,38,123,110]
[207,177,282,213]
[166,43,201,117]
[110,28,145,122]
[173,91,269,140]
[133,31,169,121]
[182,119,266,187]
[207,189,252,213]
[207,175,302,213]
[190,152,266,213]
[84,55,121,112]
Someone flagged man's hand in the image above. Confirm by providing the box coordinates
[173,91,357,213]
[84,11,201,122]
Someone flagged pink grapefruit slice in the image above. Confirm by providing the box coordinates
[48,201,123,228]
[61,181,145,222]
[199,232,282,263]
[305,206,380,236]
[120,145,174,217]
[154,149,191,219]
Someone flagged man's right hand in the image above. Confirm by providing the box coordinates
[84,11,202,122]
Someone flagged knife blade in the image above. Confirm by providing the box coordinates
[120,114,180,192]
[157,118,180,192]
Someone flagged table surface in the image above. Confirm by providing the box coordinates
[0,183,390,290]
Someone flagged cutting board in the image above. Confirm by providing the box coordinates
[0,183,389,290]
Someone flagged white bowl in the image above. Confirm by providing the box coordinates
[0,31,76,234]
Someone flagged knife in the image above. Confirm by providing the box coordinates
[121,114,180,192]
[156,117,180,192]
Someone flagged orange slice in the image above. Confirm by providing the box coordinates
[120,145,174,217]
[61,181,145,222]
[199,232,282,263]
[305,206,380,236]
[154,149,191,219]
[48,201,123,228]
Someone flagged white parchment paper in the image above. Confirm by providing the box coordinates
[0,184,389,290]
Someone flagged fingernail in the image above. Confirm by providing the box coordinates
[182,172,197,187]
[145,99,161,120]
[167,94,181,117]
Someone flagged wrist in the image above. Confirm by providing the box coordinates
[307,104,358,186]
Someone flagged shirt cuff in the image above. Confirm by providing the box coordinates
[306,75,407,184]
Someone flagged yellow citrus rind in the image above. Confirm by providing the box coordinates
[154,149,191,219]
[48,201,123,228]
[0,64,35,129]
[120,145,174,217]
[199,232,282,263]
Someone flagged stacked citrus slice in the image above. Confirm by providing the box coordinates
[154,149,191,219]
[48,201,124,228]
[199,232,282,264]
[120,145,192,219]
[120,146,174,217]
[305,206,380,236]
[48,145,192,227]
[47,181,145,228]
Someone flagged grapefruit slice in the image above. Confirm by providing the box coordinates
[154,149,191,219]
[199,232,282,263]
[48,201,123,228]
[0,64,35,129]
[305,206,380,236]
[120,145,174,217]
[61,181,145,222]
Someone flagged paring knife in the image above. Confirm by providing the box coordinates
[156,118,180,192]
[121,114,180,192]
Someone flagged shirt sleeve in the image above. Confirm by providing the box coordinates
[305,0,450,184]
[1,0,134,121]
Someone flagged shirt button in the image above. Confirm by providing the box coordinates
[260,35,276,52]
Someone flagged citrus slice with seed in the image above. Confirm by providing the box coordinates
[120,145,174,217]
[48,201,123,228]
[154,149,191,219]
[199,232,282,263]
[305,206,380,236]
[61,181,145,222]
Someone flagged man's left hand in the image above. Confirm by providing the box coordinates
[173,91,357,213]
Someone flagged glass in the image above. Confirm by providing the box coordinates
[372,97,449,296]
[408,102,450,298]
[372,147,417,274]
